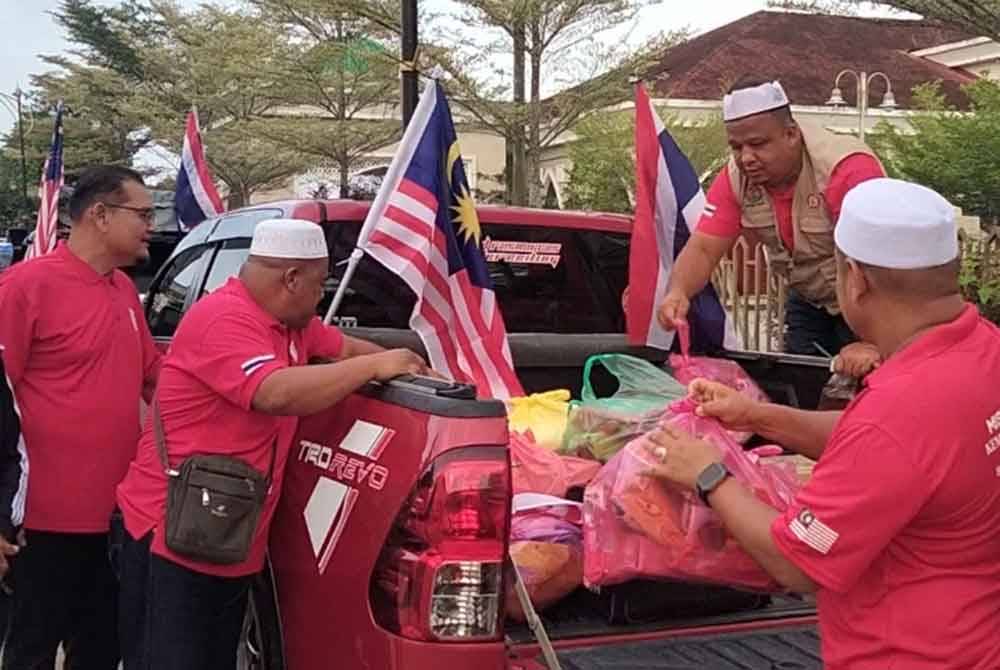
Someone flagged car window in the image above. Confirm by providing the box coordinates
[202,239,251,296]
[482,224,628,333]
[321,222,415,328]
[146,244,214,337]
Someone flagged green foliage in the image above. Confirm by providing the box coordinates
[870,79,1000,224]
[564,107,728,213]
[959,234,1000,323]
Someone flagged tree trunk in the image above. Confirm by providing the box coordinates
[510,19,528,206]
[339,158,350,199]
[227,182,248,209]
[527,28,543,208]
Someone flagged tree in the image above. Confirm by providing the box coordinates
[438,1,674,206]
[870,79,1000,224]
[848,2,1000,40]
[766,0,859,13]
[564,106,728,213]
[248,0,403,198]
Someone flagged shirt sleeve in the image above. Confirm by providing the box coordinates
[770,421,929,594]
[184,312,287,411]
[0,271,34,384]
[303,317,344,360]
[693,165,744,240]
[823,153,886,224]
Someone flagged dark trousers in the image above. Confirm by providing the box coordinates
[1,530,120,670]
[784,289,857,356]
[118,529,250,670]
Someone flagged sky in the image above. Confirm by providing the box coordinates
[0,0,771,133]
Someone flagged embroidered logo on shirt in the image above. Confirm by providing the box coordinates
[807,194,822,209]
[289,340,298,363]
[789,508,839,555]
[241,354,276,377]
[128,308,139,333]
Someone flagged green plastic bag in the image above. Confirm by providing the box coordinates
[561,354,686,462]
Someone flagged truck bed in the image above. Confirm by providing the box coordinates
[550,625,821,669]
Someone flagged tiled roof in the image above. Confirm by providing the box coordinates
[642,10,978,109]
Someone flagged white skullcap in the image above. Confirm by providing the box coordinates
[249,219,328,260]
[835,179,958,269]
[723,81,790,122]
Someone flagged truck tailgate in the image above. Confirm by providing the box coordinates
[551,625,821,669]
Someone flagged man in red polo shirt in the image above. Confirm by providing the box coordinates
[116,219,428,670]
[657,78,884,377]
[645,179,1000,669]
[0,165,162,669]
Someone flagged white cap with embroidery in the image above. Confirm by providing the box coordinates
[835,178,958,269]
[249,219,328,260]
[722,80,791,122]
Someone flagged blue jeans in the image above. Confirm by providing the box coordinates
[784,290,856,356]
[117,527,251,670]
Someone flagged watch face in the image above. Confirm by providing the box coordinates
[697,462,729,499]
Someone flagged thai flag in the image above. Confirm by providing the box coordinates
[627,84,737,352]
[25,103,65,260]
[174,109,224,232]
[355,81,523,399]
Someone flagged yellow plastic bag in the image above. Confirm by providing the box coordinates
[507,390,571,451]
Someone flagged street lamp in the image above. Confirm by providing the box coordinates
[0,88,34,209]
[825,69,896,143]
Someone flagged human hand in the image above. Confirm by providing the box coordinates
[641,425,722,491]
[688,379,761,433]
[0,533,21,581]
[373,348,429,381]
[656,290,690,331]
[832,342,881,378]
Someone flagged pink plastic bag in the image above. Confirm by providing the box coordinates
[583,399,800,592]
[511,430,601,497]
[670,321,768,444]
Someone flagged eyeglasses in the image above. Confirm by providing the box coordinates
[101,202,156,224]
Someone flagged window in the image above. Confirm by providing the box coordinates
[146,244,214,337]
[482,224,628,333]
[202,239,251,297]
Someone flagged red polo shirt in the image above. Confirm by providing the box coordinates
[117,277,344,577]
[0,243,162,532]
[771,305,1000,670]
[697,154,885,250]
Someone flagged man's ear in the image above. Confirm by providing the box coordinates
[283,266,299,291]
[845,258,870,303]
[89,201,110,232]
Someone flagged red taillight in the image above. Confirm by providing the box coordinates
[371,446,510,642]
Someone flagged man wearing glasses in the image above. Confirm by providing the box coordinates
[0,165,162,669]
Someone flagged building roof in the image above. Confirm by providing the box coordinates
[643,10,978,109]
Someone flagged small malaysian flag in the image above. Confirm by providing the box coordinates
[789,508,840,555]
[25,103,65,260]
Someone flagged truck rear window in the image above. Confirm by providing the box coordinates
[323,221,628,333]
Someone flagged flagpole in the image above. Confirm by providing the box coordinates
[323,78,437,325]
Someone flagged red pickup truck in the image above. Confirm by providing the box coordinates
[143,199,830,670]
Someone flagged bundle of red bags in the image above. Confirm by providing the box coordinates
[511,430,601,497]
[583,398,801,592]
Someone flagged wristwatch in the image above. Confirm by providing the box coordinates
[696,462,731,507]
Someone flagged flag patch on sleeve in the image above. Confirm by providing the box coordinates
[789,508,839,555]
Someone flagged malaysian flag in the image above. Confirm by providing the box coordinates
[356,81,523,399]
[627,84,738,351]
[25,103,65,260]
[174,108,224,232]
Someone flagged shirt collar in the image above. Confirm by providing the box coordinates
[224,277,286,332]
[864,303,980,390]
[54,242,113,286]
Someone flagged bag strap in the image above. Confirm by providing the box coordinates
[152,396,278,485]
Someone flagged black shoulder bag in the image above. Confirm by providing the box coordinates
[152,398,274,565]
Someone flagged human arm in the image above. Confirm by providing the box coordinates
[690,379,840,460]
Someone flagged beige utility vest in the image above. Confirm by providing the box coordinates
[728,123,880,314]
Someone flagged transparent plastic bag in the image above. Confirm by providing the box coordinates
[583,399,800,592]
[507,504,584,621]
[511,430,601,497]
[561,354,685,462]
[668,321,768,444]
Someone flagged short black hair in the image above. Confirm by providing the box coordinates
[68,165,145,222]
[726,76,794,125]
